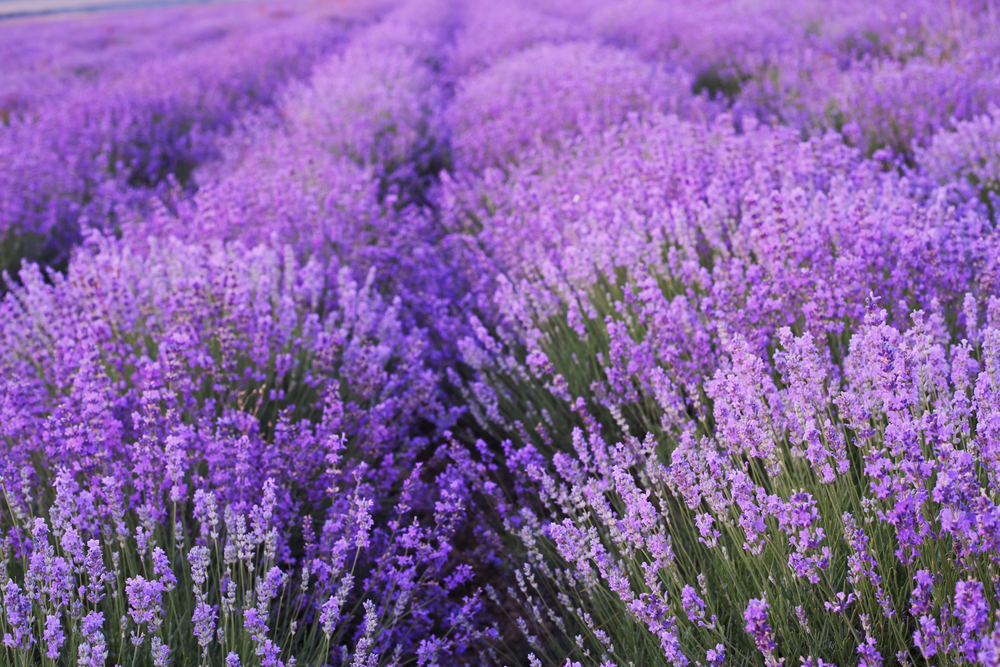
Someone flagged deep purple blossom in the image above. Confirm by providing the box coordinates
[744,597,779,665]
[1,582,34,651]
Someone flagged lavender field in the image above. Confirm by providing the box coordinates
[3,0,1000,665]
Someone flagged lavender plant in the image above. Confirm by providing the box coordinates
[137,0,471,367]
[446,41,708,173]
[0,0,514,662]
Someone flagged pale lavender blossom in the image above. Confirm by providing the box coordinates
[43,614,65,660]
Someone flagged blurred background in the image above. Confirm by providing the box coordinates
[1,0,242,19]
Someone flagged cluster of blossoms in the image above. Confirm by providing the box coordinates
[7,0,1000,665]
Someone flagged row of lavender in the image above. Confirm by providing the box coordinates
[0,0,383,274]
[0,1,503,665]
[4,0,1000,665]
[447,0,1000,665]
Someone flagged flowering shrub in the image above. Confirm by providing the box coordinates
[916,107,1000,221]
[443,3,1000,666]
[446,41,708,173]
[460,284,1000,664]
[546,0,1000,158]
[448,1,586,78]
[447,111,979,357]
[137,0,471,366]
[0,229,498,665]
[0,3,500,665]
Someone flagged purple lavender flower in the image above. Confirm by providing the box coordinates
[1,581,34,651]
[706,644,725,667]
[60,527,86,569]
[192,601,217,652]
[857,615,883,667]
[681,584,716,628]
[84,539,108,605]
[978,623,1000,666]
[841,513,893,616]
[193,489,220,540]
[623,592,687,666]
[914,614,944,660]
[910,571,935,617]
[353,496,375,551]
[708,336,782,476]
[257,639,285,667]
[151,636,170,667]
[953,579,989,660]
[800,658,836,667]
[824,591,856,614]
[744,597,779,665]
[189,545,211,590]
[77,611,107,667]
[352,600,379,667]
[257,567,287,605]
[152,547,177,591]
[320,573,353,639]
[780,491,830,583]
[43,613,65,660]
[243,607,268,641]
[126,576,166,635]
[795,605,810,634]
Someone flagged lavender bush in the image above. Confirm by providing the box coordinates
[444,2,1000,665]
[0,229,500,665]
[446,41,710,173]
[0,2,501,665]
